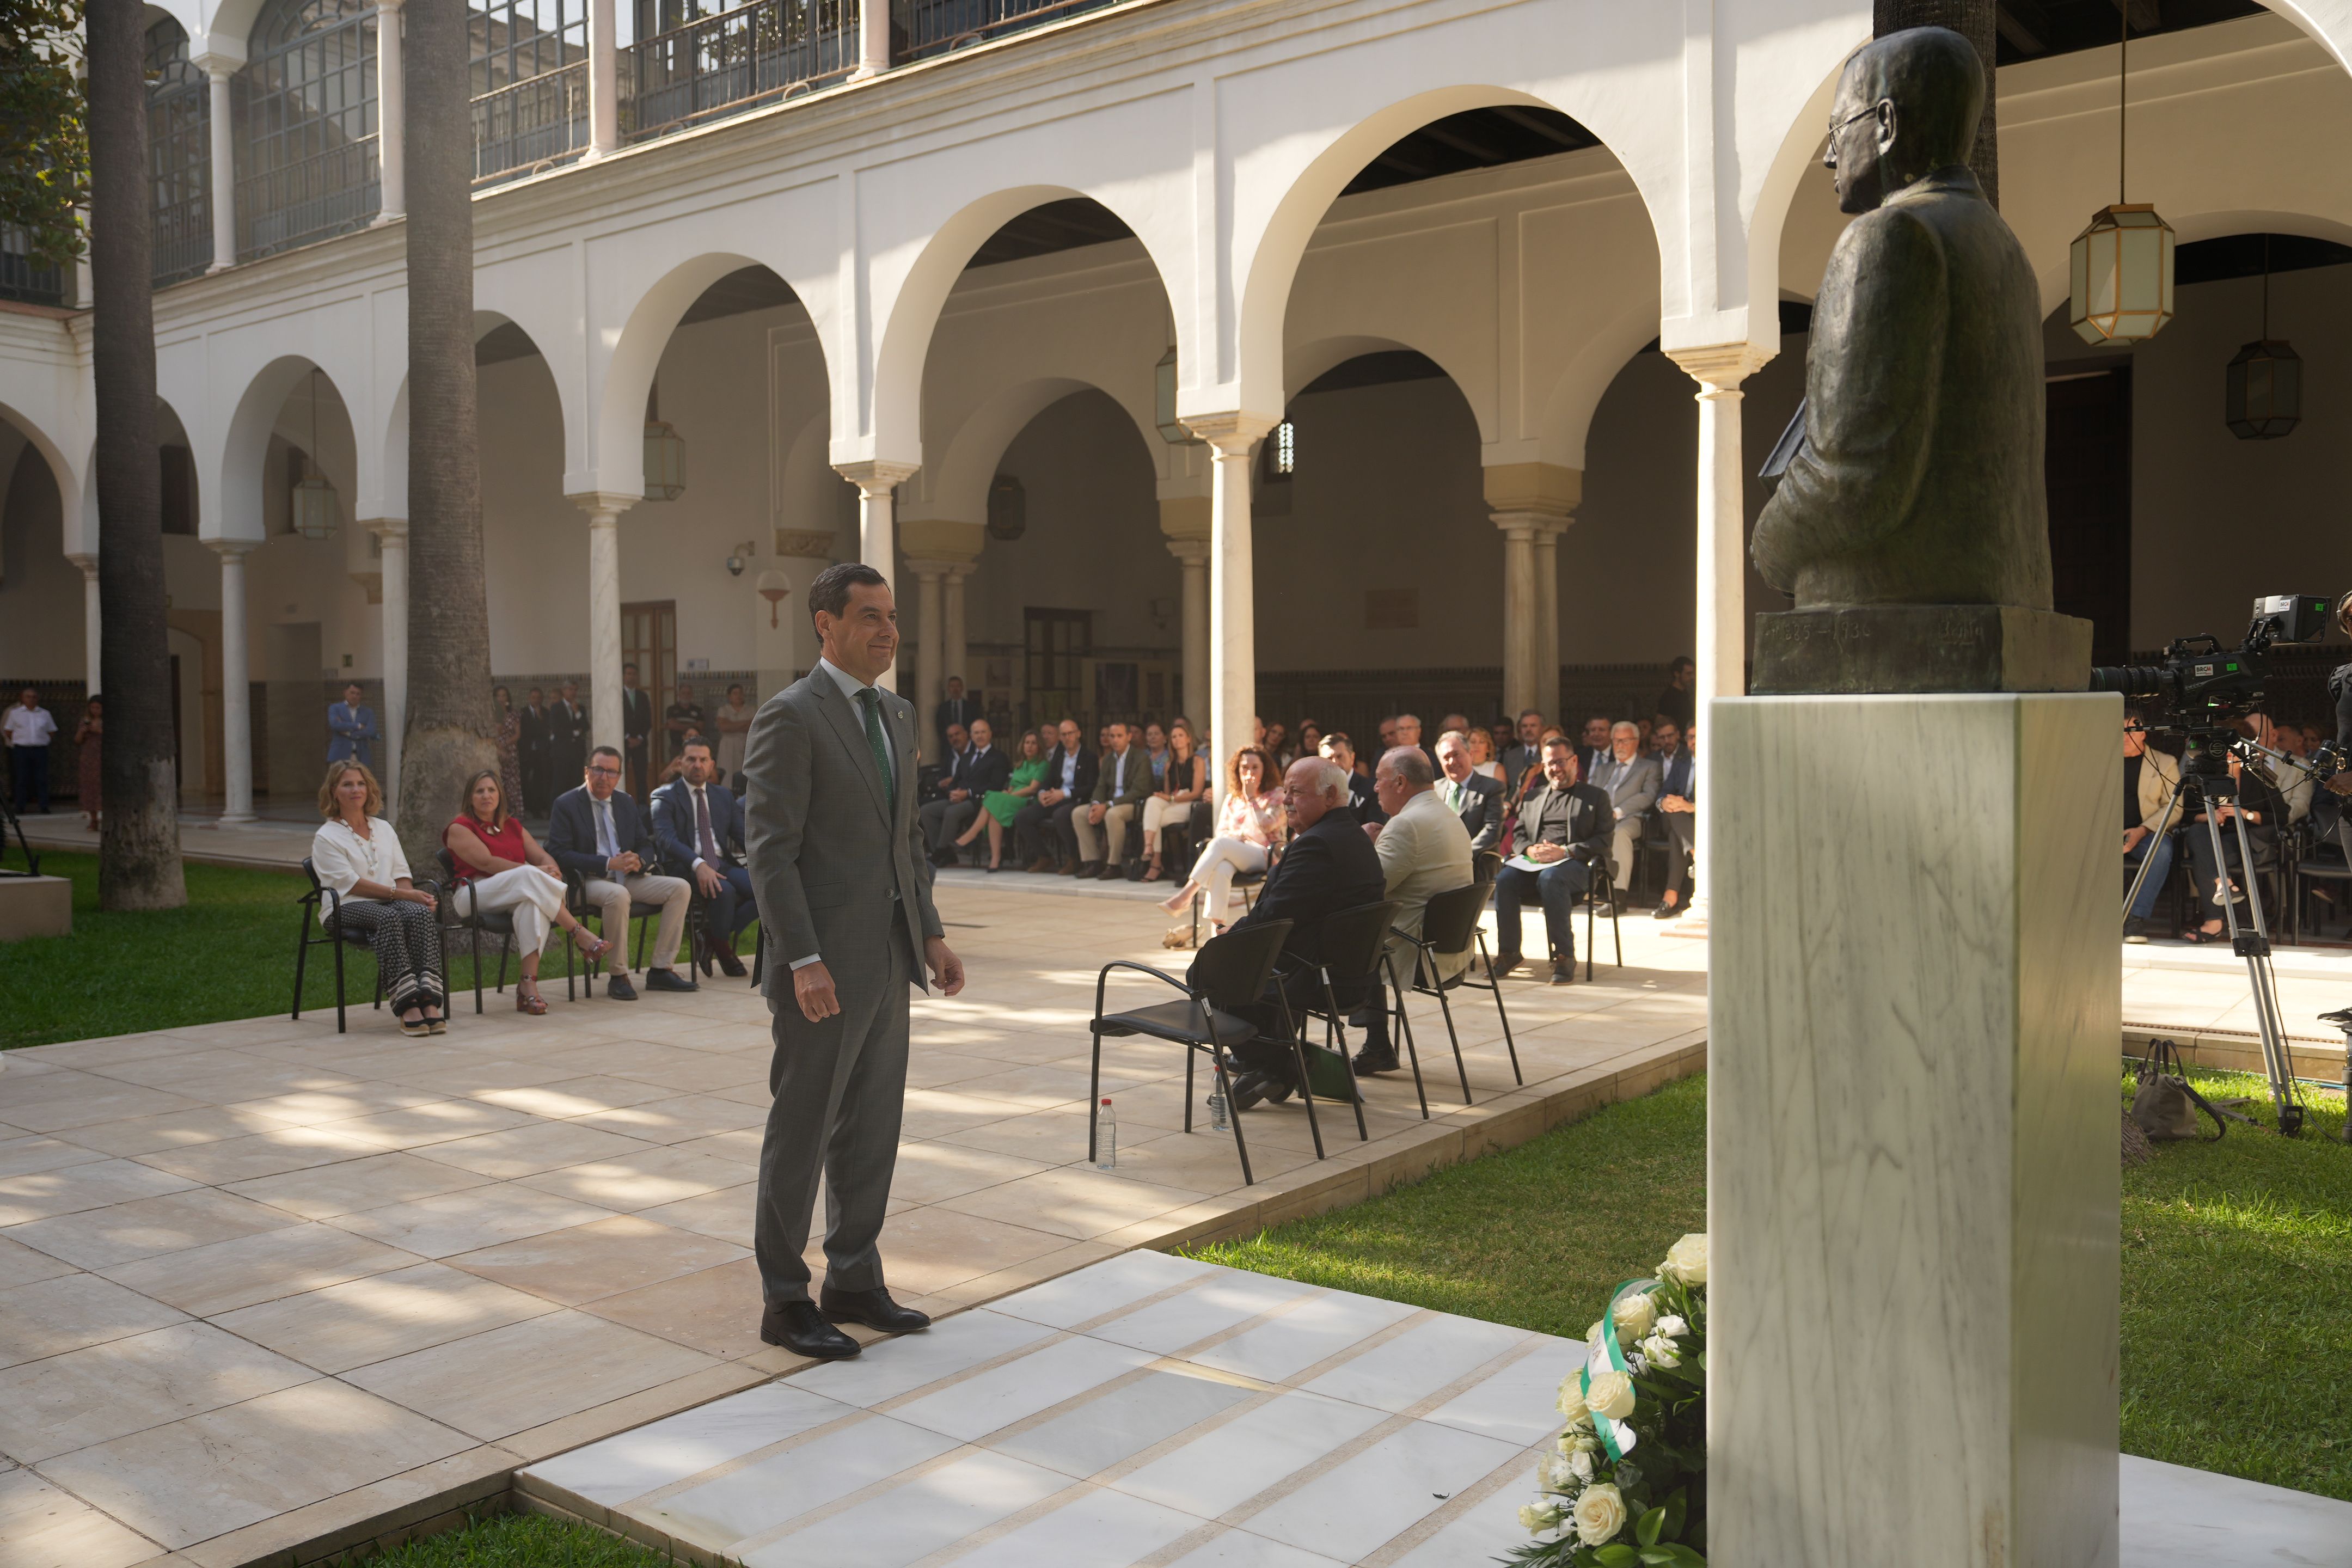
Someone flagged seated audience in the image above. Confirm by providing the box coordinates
[445,769,612,1015]
[1318,732,1381,821]
[1656,655,1696,732]
[1434,729,1505,853]
[1491,738,1611,982]
[1017,717,1097,872]
[1142,722,1170,793]
[1195,758,1383,1110]
[1377,716,1399,751]
[1586,720,1662,897]
[1393,713,1431,765]
[2123,715,2181,944]
[665,683,707,755]
[1652,720,1695,919]
[1159,745,1283,926]
[1296,719,1324,759]
[544,745,696,997]
[1501,709,1546,792]
[1438,713,1472,743]
[313,761,445,1036]
[1141,720,1208,882]
[1353,745,1474,1074]
[1575,715,1612,777]
[652,739,758,977]
[954,726,1048,871]
[933,675,979,757]
[1263,721,1294,768]
[922,720,1003,864]
[1465,725,1503,782]
[1074,721,1151,878]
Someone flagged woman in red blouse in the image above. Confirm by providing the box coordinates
[445,770,609,1014]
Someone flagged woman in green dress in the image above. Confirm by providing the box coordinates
[954,726,1046,871]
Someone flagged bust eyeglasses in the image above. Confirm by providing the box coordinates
[1821,100,1891,170]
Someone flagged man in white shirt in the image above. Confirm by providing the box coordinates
[4,689,59,816]
[1073,721,1150,877]
[1355,745,1474,1072]
[544,746,696,999]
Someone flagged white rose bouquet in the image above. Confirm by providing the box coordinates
[1507,1234,1707,1568]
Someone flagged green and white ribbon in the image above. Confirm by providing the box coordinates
[1578,1277,1656,1462]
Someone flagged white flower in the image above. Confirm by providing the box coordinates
[1555,1379,1588,1422]
[1640,1332,1681,1369]
[1612,1290,1658,1340]
[1571,1483,1628,1546]
[1558,1431,1600,1456]
[1538,1451,1588,1494]
[1659,1233,1708,1287]
[1625,1351,1648,1377]
[1519,1500,1566,1534]
[1656,1314,1689,1339]
[1614,1461,1643,1492]
[1583,1369,1636,1421]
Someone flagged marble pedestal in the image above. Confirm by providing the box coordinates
[1708,693,2121,1568]
[0,875,71,940]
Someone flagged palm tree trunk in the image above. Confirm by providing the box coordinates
[1876,0,1999,209]
[395,0,498,850]
[87,0,186,910]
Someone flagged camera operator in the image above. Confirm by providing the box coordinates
[2123,713,2181,944]
[2182,748,2286,945]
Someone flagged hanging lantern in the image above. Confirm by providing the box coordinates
[643,379,686,501]
[2225,237,2300,440]
[987,474,1026,541]
[1154,346,1198,444]
[292,369,339,540]
[2067,11,2173,345]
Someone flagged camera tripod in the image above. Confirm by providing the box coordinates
[2123,730,2307,1137]
[0,786,39,879]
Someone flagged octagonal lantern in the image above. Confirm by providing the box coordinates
[291,469,339,540]
[2225,338,2301,440]
[642,418,685,501]
[2069,203,2175,345]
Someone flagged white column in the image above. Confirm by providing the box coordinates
[373,0,405,223]
[853,0,891,78]
[1533,520,1564,724]
[1168,537,1209,728]
[66,553,101,695]
[1663,345,1772,931]
[837,461,916,688]
[211,540,259,824]
[909,560,945,761]
[1491,513,1541,721]
[198,60,238,269]
[1187,416,1271,784]
[572,493,635,755]
[369,520,408,807]
[587,0,619,156]
[942,562,971,695]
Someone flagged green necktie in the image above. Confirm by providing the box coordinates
[857,688,896,817]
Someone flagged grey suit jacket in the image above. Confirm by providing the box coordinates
[742,670,943,1004]
[1587,752,1662,823]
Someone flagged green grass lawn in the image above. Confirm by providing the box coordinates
[371,1511,671,1568]
[0,852,749,1051]
[1192,1068,2352,1503]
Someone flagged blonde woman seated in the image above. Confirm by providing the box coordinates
[312,760,445,1038]
[1139,720,1208,883]
[443,769,610,1015]
[1157,744,1284,928]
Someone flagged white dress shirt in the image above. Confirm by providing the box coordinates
[310,817,414,924]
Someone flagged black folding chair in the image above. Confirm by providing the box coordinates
[1385,881,1523,1114]
[1088,919,1293,1186]
[291,858,446,1033]
[1188,868,1265,947]
[1580,849,1625,980]
[1274,900,1400,1146]
[562,868,670,1000]
[435,849,572,1012]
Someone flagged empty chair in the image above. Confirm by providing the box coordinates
[1383,880,1523,1116]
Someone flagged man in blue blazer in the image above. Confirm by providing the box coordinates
[546,745,697,999]
[1652,719,1697,920]
[327,683,378,769]
[653,737,757,977]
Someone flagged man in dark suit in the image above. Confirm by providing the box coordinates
[549,681,590,790]
[1434,728,1505,854]
[653,737,757,977]
[519,687,553,814]
[1017,716,1099,873]
[1651,719,1696,920]
[544,744,696,999]
[1574,714,1612,780]
[1500,709,1546,794]
[1491,737,1612,983]
[1204,756,1385,1111]
[921,719,1007,864]
[620,663,656,800]
[933,677,979,758]
[1317,732,1381,823]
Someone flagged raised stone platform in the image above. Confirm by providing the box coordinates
[0,876,70,941]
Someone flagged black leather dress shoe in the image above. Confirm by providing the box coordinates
[1352,1048,1400,1075]
[604,972,639,1001]
[714,944,749,979]
[761,1300,860,1358]
[820,1286,931,1333]
[643,967,698,993]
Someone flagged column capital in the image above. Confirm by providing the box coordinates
[1181,412,1277,454]
[361,517,408,543]
[835,458,920,496]
[204,536,262,559]
[942,559,977,583]
[189,48,245,78]
[63,550,97,578]
[567,490,640,520]
[903,557,955,581]
[1166,537,1210,567]
[1662,341,1777,389]
[1489,510,1553,543]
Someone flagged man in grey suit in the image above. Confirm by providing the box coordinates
[742,562,966,1361]
[1585,720,1661,899]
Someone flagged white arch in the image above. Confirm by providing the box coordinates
[0,400,85,557]
[913,376,1158,529]
[213,356,360,543]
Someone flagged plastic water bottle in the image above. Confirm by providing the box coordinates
[1208,1077,1230,1133]
[1095,1097,1117,1169]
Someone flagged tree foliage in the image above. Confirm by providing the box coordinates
[0,0,90,268]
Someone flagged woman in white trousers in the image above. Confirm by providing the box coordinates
[1158,745,1285,930]
[444,770,610,1014]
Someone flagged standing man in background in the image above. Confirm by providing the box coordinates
[743,562,964,1361]
[519,687,553,816]
[4,688,58,815]
[327,683,378,770]
[934,675,978,759]
[621,663,655,799]
[549,682,590,789]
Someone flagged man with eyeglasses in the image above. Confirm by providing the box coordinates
[544,745,697,999]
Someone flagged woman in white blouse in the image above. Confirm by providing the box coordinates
[312,761,445,1037]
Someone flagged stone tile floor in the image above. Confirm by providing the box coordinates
[0,872,2335,1568]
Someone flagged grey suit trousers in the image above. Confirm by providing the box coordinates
[753,923,912,1303]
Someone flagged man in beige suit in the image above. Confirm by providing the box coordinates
[1353,745,1473,1074]
[742,562,965,1361]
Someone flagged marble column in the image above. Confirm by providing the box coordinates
[854,0,891,78]
[836,460,917,687]
[942,562,971,695]
[587,0,618,156]
[373,0,405,223]
[1187,416,1271,782]
[1167,537,1209,728]
[65,553,100,695]
[1491,513,1542,721]
[197,58,238,269]
[908,560,945,761]
[1708,692,2120,1568]
[210,540,259,824]
[369,519,408,806]
[572,493,634,755]
[1533,520,1565,726]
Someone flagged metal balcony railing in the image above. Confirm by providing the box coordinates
[0,225,66,305]
[896,0,1115,62]
[154,186,215,284]
[473,60,592,183]
[238,138,382,260]
[622,0,854,143]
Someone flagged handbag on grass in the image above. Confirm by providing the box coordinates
[2130,1038,2224,1142]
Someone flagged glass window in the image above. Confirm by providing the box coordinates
[236,0,381,259]
[148,19,213,283]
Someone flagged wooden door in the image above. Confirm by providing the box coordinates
[621,600,677,777]
[2045,367,2133,665]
